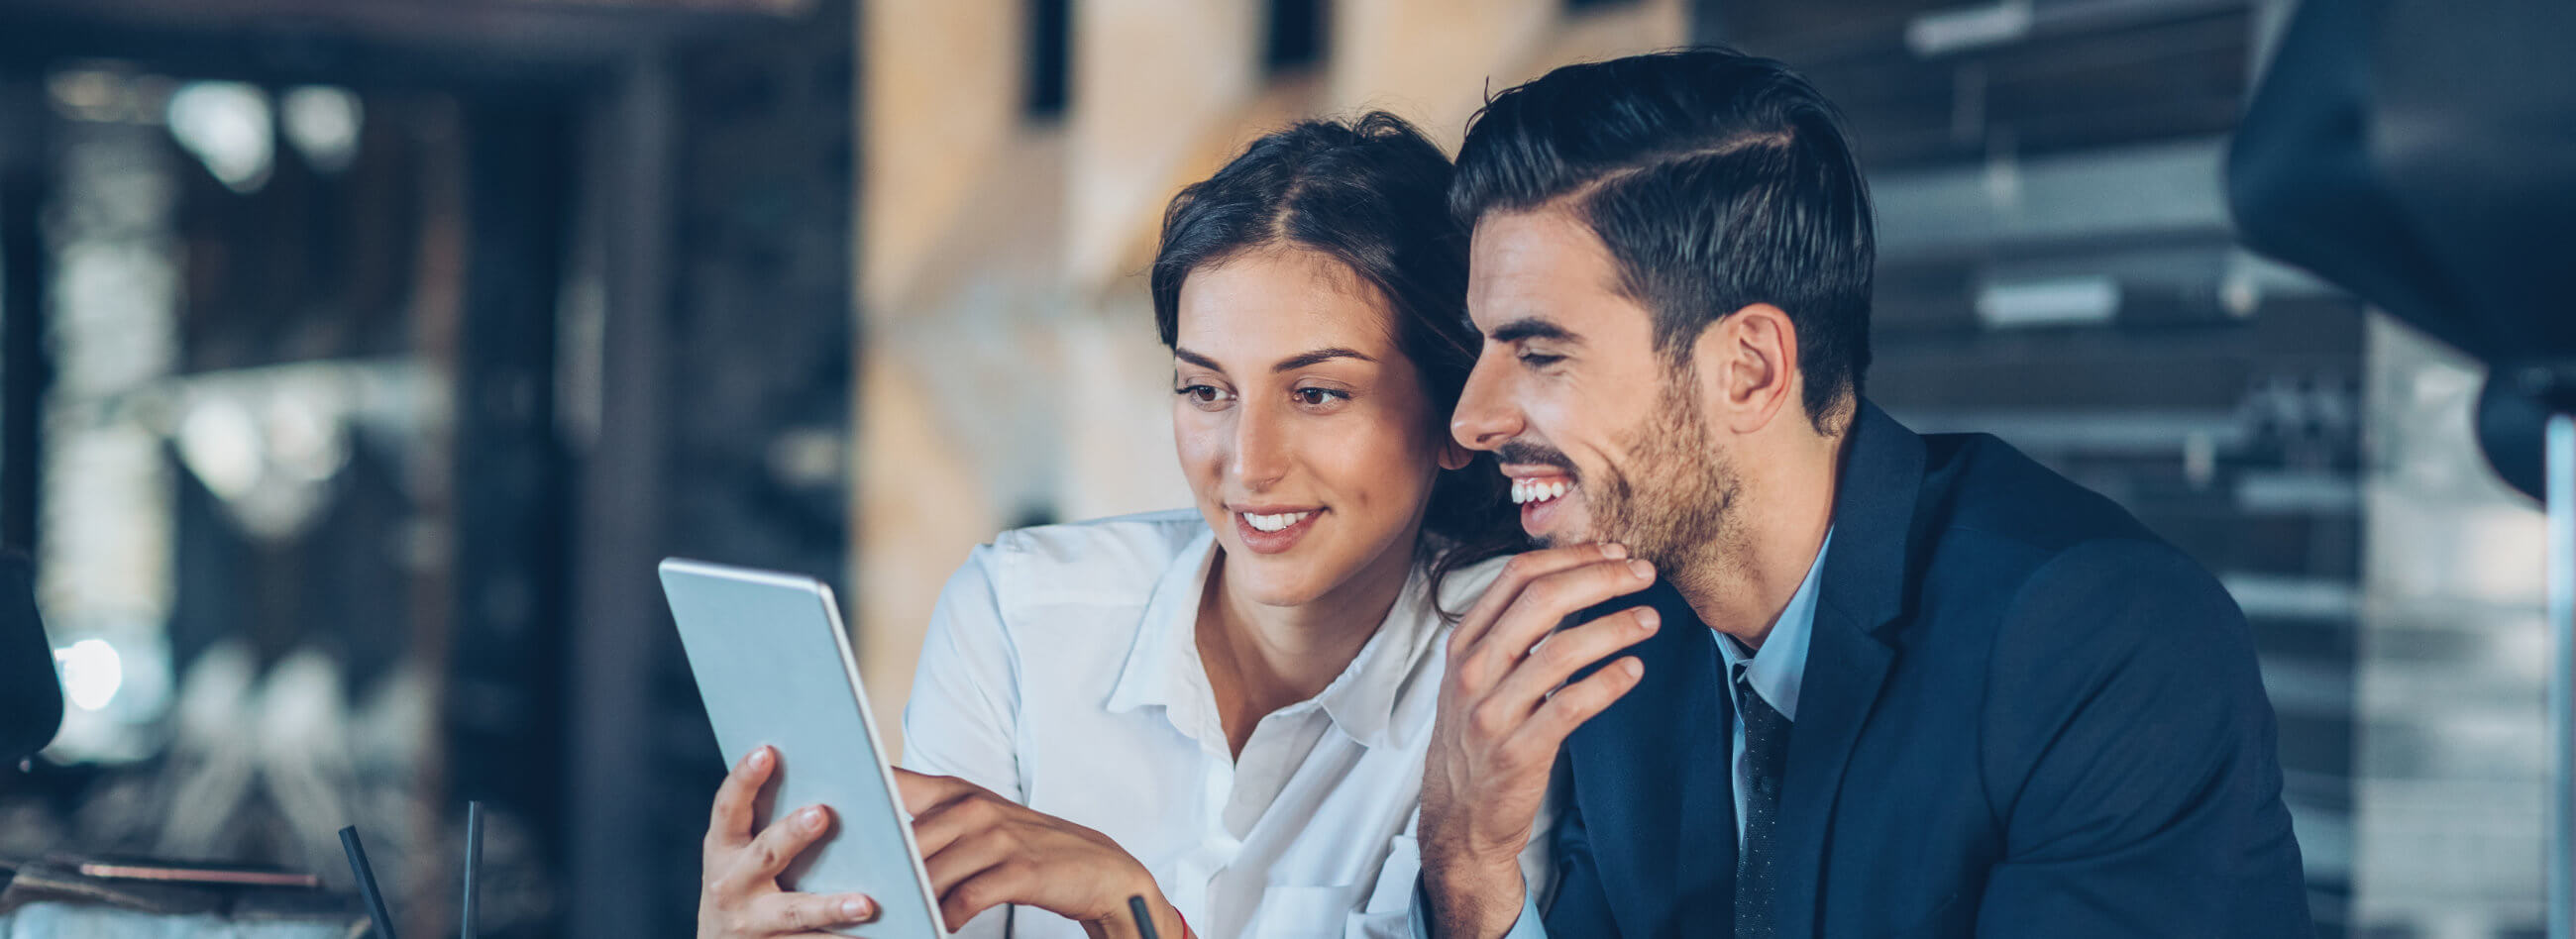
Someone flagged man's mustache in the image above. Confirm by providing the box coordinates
[1493,442,1578,478]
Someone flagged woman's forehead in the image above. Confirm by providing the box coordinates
[1173,249,1403,363]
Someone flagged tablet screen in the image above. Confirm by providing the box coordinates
[661,559,949,939]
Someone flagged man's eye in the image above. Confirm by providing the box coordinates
[1517,351,1566,369]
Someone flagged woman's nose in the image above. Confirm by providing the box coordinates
[1231,405,1291,490]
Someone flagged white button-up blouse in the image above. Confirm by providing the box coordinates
[898,509,1548,938]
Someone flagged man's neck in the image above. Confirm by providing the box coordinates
[1670,432,1846,650]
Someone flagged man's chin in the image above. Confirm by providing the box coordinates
[1527,515,1642,556]
[1522,512,1596,551]
[1531,532,1614,551]
[1522,519,1563,549]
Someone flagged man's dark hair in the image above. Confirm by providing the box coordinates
[1151,112,1527,614]
[1451,48,1876,433]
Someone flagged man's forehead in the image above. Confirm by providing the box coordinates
[1466,207,1632,329]
[1470,206,1606,261]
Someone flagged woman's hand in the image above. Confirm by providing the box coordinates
[698,746,882,938]
[895,769,1184,939]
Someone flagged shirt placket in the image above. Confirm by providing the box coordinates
[1171,698,1244,917]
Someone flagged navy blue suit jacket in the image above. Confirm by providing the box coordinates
[1540,401,2311,938]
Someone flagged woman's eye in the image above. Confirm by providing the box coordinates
[1294,387,1350,407]
[1176,384,1233,406]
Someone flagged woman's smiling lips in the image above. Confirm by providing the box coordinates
[1231,504,1325,554]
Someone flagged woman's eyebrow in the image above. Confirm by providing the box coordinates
[1173,348,1226,372]
[1272,347,1375,372]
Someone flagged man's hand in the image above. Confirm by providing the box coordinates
[1419,544,1659,939]
[897,770,1182,939]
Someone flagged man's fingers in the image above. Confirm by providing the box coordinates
[1449,544,1631,655]
[725,804,834,890]
[1482,607,1660,718]
[1513,656,1647,753]
[1458,559,1657,694]
[749,890,879,934]
[706,746,777,854]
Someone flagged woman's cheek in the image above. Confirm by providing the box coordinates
[1332,417,1423,519]
[1171,413,1227,492]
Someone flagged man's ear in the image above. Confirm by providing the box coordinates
[1691,303,1799,435]
[1438,440,1474,471]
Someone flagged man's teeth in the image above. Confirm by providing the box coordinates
[1242,511,1314,533]
[1511,479,1572,505]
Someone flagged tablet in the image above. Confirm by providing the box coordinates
[660,559,949,939]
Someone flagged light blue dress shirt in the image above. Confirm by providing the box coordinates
[1412,532,1833,939]
[1716,529,1830,843]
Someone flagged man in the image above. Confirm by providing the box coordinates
[1412,50,2312,938]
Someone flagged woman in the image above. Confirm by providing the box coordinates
[697,112,1537,939]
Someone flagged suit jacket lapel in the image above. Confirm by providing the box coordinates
[1771,605,1895,939]
[1567,580,1736,938]
[1772,401,1925,939]
[1664,581,1738,938]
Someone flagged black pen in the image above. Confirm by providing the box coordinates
[340,826,399,939]
[1127,894,1160,939]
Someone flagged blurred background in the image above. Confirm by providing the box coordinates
[0,0,2546,937]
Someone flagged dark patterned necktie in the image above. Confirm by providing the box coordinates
[1735,665,1791,939]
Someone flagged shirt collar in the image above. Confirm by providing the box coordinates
[1715,528,1834,721]
[1303,564,1442,749]
[1102,525,1440,750]
[1104,527,1218,729]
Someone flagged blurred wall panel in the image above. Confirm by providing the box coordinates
[858,0,1023,309]
[560,52,680,939]
[2355,317,2548,937]
[448,93,575,939]
[1067,0,1263,282]
[0,4,847,938]
[0,78,49,553]
[1331,0,1686,151]
[563,2,854,936]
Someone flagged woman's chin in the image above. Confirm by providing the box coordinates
[1213,517,1419,611]
[1222,564,1331,608]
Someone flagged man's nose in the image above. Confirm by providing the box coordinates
[1450,352,1521,452]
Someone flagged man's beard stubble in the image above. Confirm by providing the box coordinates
[1585,368,1742,594]
[1496,363,1743,590]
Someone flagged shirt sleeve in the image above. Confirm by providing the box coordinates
[1406,883,1546,939]
[899,544,1023,795]
[898,545,1024,938]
